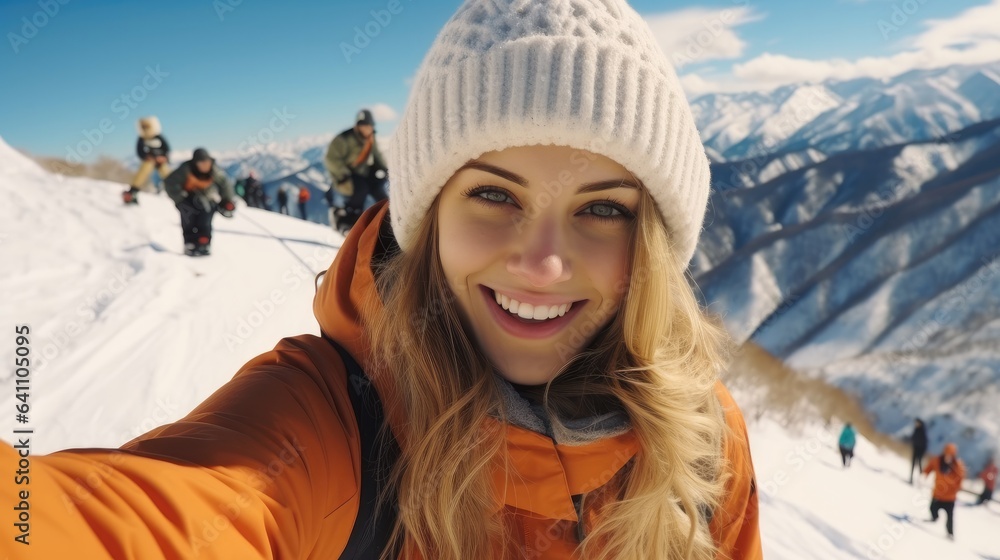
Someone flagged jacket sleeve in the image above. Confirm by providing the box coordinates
[160,135,171,157]
[710,382,762,560]
[136,138,148,160]
[0,336,361,559]
[325,135,350,183]
[163,165,187,205]
[923,456,938,476]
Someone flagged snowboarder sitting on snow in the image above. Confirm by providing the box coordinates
[977,456,997,505]
[324,108,388,234]
[923,442,966,539]
[125,116,171,204]
[164,147,236,257]
[838,423,856,468]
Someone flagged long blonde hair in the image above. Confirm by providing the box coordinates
[366,187,733,559]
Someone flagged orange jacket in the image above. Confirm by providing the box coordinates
[0,201,760,559]
[924,455,967,501]
[298,188,310,203]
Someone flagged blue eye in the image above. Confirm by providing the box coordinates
[580,200,634,221]
[586,203,621,217]
[463,185,518,207]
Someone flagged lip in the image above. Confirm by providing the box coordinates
[479,285,586,340]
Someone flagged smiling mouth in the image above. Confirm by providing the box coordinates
[486,287,583,323]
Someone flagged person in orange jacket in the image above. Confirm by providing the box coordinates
[297,186,311,220]
[0,1,762,558]
[923,442,966,539]
[977,457,997,505]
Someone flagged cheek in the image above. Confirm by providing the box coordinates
[437,211,509,291]
[580,236,631,304]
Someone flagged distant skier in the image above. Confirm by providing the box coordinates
[838,423,856,468]
[909,418,929,484]
[324,108,388,234]
[125,116,171,204]
[244,172,265,209]
[297,186,310,220]
[976,457,997,506]
[923,442,965,539]
[164,148,236,257]
[277,186,290,215]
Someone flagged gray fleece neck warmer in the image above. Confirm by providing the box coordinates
[494,375,631,446]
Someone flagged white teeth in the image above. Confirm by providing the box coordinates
[533,305,548,320]
[517,303,534,320]
[493,290,573,321]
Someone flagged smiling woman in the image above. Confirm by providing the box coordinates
[0,0,759,559]
[436,146,640,386]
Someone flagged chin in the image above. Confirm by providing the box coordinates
[488,350,568,386]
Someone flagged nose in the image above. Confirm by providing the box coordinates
[506,217,572,287]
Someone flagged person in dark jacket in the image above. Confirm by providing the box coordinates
[838,423,857,468]
[276,186,290,215]
[910,418,929,484]
[164,148,236,256]
[977,457,997,505]
[125,116,171,204]
[243,172,266,209]
[324,109,389,234]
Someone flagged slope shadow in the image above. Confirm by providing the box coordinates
[766,496,873,558]
[211,228,340,249]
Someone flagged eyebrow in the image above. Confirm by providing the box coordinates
[458,160,640,193]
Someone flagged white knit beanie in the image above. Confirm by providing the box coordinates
[389,0,710,265]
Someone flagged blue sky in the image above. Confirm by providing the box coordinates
[1,0,996,161]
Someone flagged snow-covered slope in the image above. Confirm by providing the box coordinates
[0,135,344,453]
[748,417,1000,560]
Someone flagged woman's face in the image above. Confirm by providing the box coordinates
[437,145,640,385]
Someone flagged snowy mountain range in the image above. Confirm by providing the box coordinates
[4,135,1000,559]
[691,109,1000,468]
[692,62,1000,164]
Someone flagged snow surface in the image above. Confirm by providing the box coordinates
[3,136,1000,558]
[0,135,343,453]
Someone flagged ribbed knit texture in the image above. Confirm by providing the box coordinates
[388,0,710,265]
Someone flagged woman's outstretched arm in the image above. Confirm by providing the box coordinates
[1,335,361,559]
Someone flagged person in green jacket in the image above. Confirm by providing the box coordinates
[324,109,389,234]
[164,147,237,256]
[839,423,857,468]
